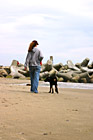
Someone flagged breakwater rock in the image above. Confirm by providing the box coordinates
[0,57,93,83]
[40,57,93,83]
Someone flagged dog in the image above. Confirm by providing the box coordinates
[44,76,58,94]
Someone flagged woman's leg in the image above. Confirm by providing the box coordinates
[29,66,34,92]
[33,66,41,93]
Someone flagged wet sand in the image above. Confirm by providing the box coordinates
[0,78,93,140]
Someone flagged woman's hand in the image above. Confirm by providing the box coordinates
[40,61,42,66]
[24,66,27,71]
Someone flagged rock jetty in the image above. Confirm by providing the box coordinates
[0,57,93,83]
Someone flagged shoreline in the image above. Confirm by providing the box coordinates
[0,77,93,90]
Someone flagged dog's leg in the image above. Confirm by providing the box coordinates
[55,84,58,93]
[49,83,52,93]
[52,85,54,93]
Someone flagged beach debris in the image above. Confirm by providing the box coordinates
[72,109,78,111]
[43,132,51,135]
[43,133,48,135]
[19,132,25,135]
[66,120,69,122]
[26,84,31,86]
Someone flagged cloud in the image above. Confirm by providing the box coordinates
[0,0,93,66]
[47,46,93,64]
[1,0,93,17]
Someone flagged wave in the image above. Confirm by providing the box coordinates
[39,82,93,89]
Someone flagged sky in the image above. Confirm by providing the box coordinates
[0,0,93,66]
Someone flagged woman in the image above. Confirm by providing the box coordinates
[24,40,44,93]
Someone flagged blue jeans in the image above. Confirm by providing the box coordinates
[29,66,41,93]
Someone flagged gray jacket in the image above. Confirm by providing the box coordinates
[24,47,44,67]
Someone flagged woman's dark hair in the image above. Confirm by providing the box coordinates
[28,40,39,52]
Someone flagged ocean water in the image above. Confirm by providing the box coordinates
[39,82,93,90]
[12,82,93,90]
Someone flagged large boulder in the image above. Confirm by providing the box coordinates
[81,58,90,67]
[67,60,80,71]
[0,69,8,77]
[10,60,29,78]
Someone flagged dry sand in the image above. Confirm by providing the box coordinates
[0,78,93,140]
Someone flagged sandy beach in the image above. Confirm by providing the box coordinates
[0,78,93,140]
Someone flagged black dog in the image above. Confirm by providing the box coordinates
[44,76,58,94]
